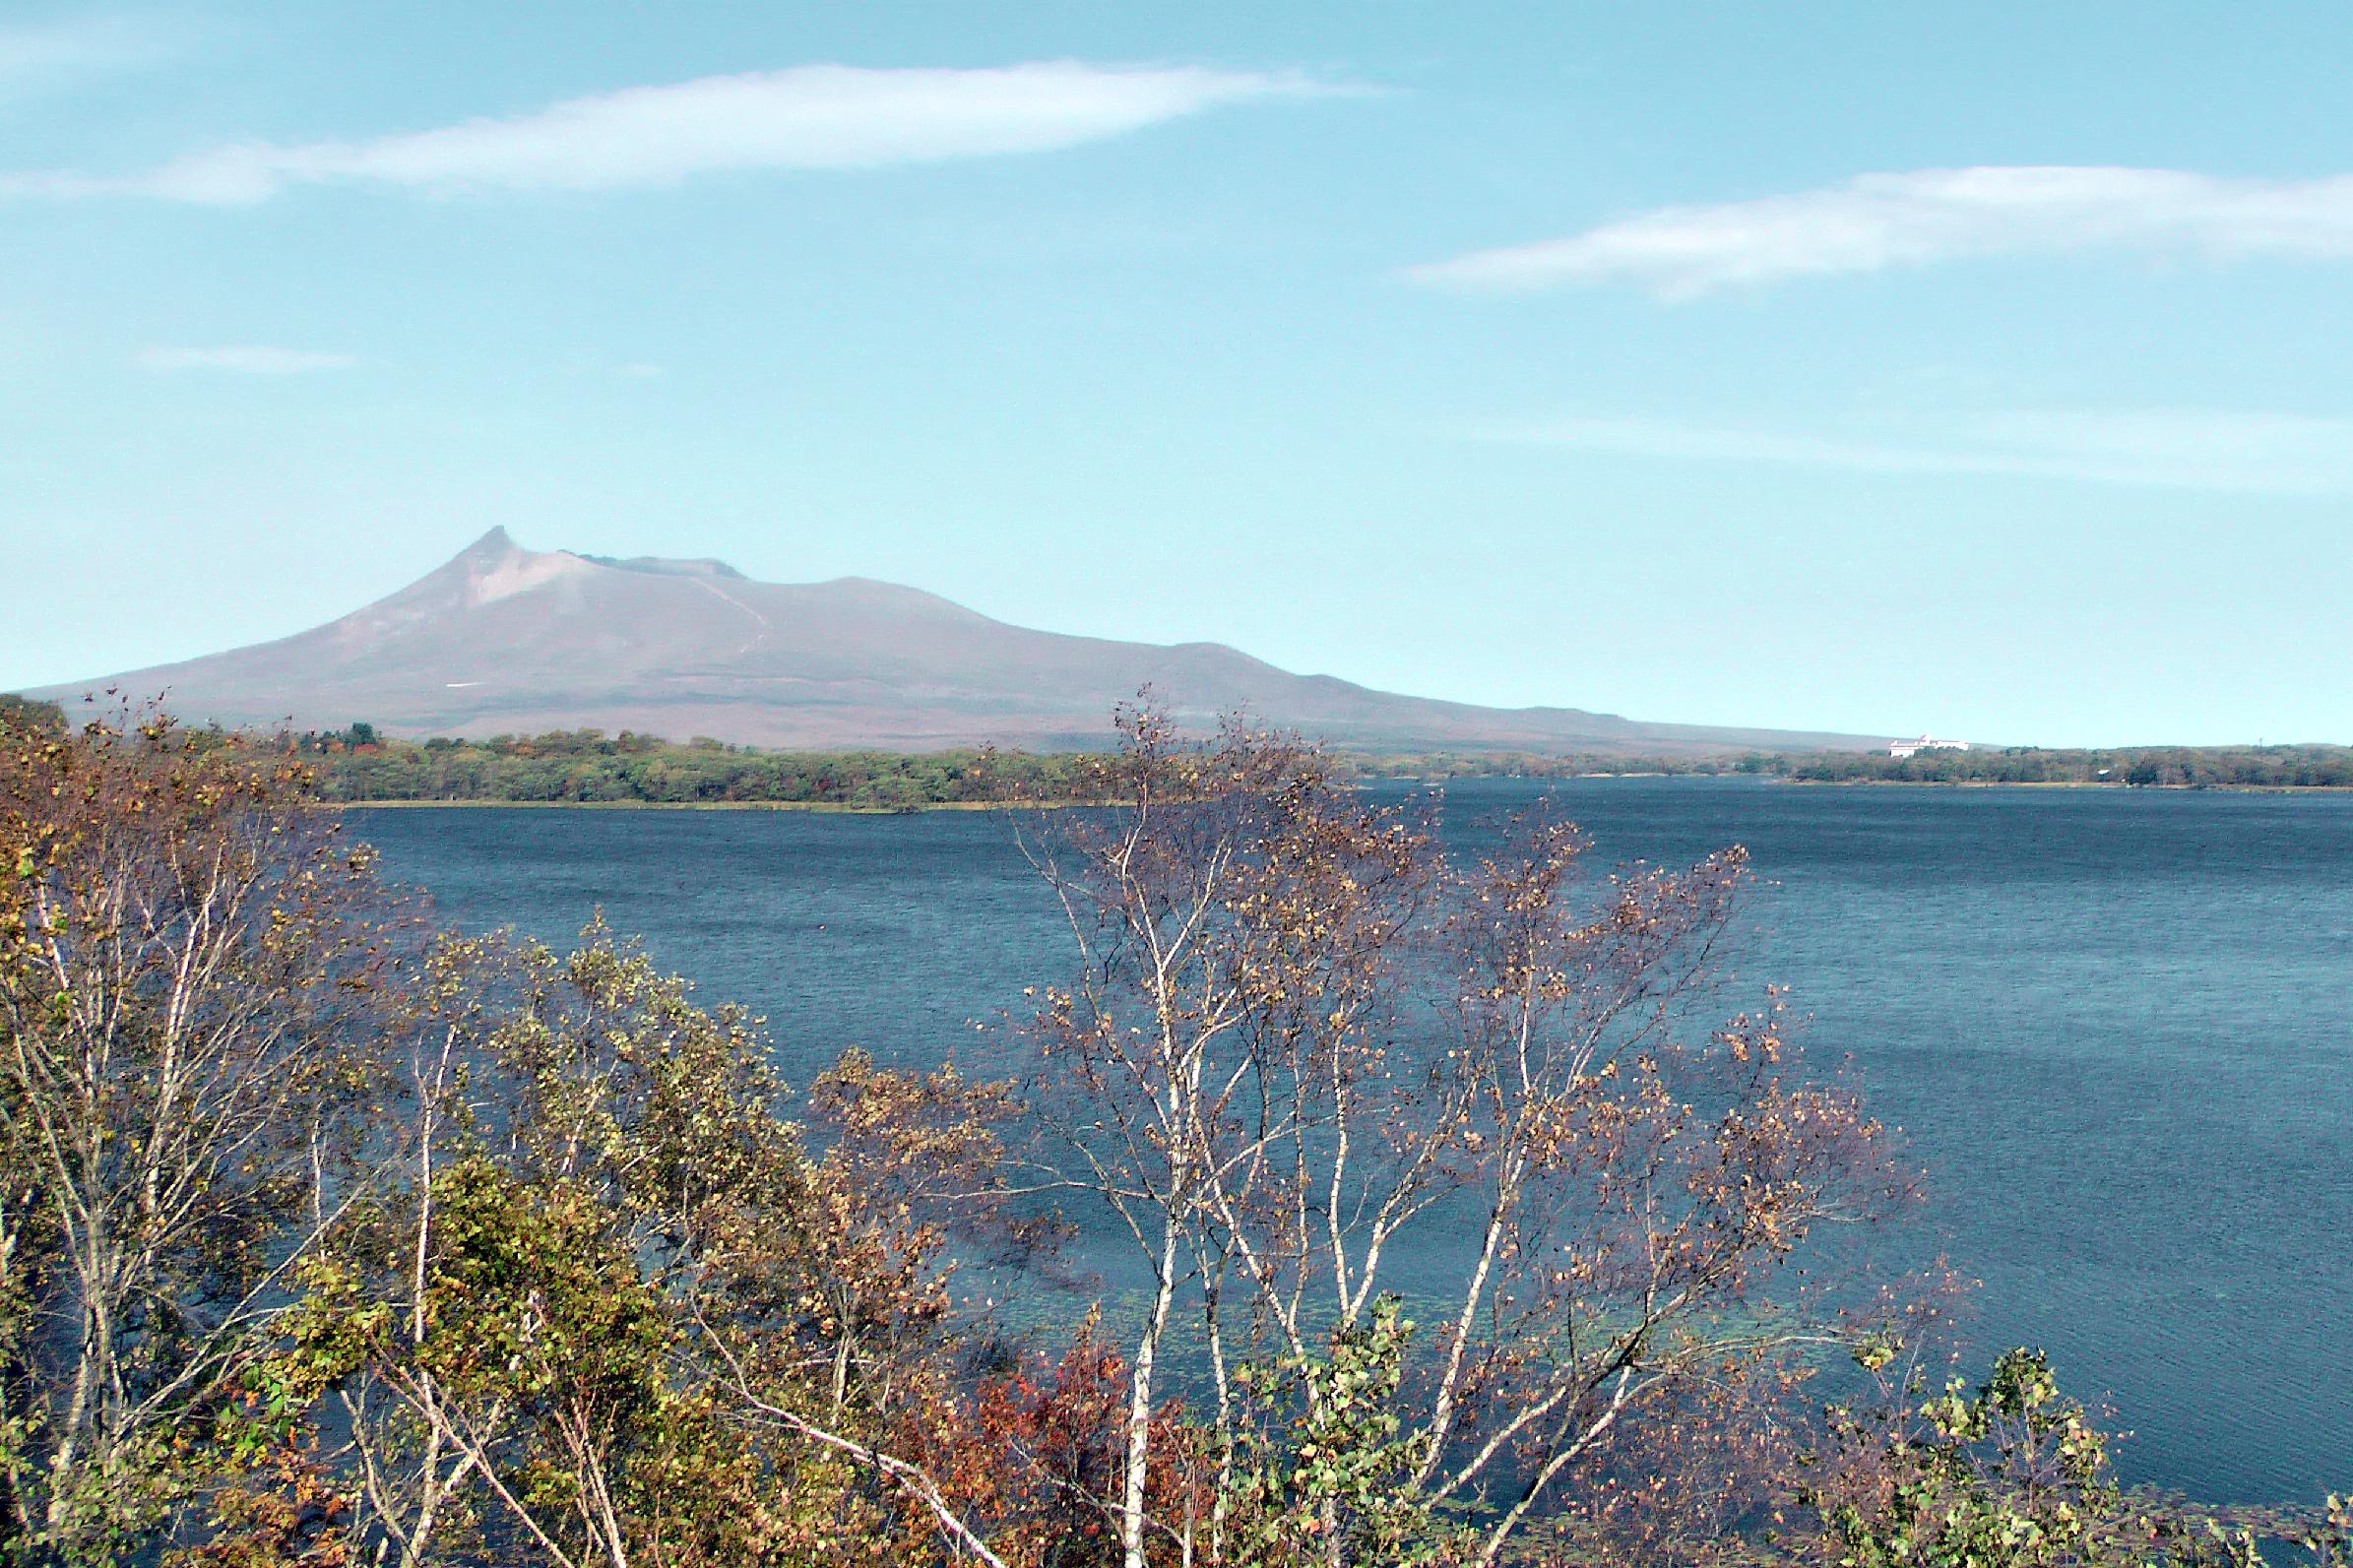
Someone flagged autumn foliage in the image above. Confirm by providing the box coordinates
[0,702,2338,1568]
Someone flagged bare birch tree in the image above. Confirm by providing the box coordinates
[0,705,400,1561]
[1019,708,1911,1567]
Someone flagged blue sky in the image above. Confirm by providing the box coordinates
[5,2,2350,745]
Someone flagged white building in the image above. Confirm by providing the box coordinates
[1888,734,1971,759]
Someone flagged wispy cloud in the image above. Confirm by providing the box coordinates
[1486,407,2353,495]
[0,14,168,101]
[137,345,357,374]
[8,60,1327,204]
[1411,166,2353,296]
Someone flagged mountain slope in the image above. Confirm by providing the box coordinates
[36,530,1886,754]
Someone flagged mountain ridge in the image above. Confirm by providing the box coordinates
[34,530,1891,755]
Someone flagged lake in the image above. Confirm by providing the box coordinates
[350,778,2353,1505]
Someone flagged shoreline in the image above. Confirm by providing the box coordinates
[332,776,2353,811]
[336,796,1079,813]
[1779,778,2353,794]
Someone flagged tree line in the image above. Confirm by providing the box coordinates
[1784,744,2353,788]
[280,725,2353,801]
[290,725,1096,810]
[1358,744,2353,789]
[15,698,2351,802]
[0,701,2345,1564]
[285,726,1777,808]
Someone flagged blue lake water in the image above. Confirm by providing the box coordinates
[349,779,2353,1506]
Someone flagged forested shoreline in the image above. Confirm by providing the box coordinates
[2,699,2345,1566]
[289,724,1766,807]
[11,699,2351,805]
[1783,743,2353,788]
[286,725,2353,804]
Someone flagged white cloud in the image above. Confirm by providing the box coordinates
[137,345,357,374]
[1486,407,2353,495]
[10,60,1326,204]
[1411,166,2353,296]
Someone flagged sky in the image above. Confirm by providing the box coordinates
[4,2,2351,746]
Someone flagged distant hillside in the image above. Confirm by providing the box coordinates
[34,529,1890,755]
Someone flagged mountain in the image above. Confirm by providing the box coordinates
[34,529,1887,755]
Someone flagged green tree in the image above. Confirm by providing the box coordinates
[1225,1297,1453,1566]
[1799,1345,2353,1568]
